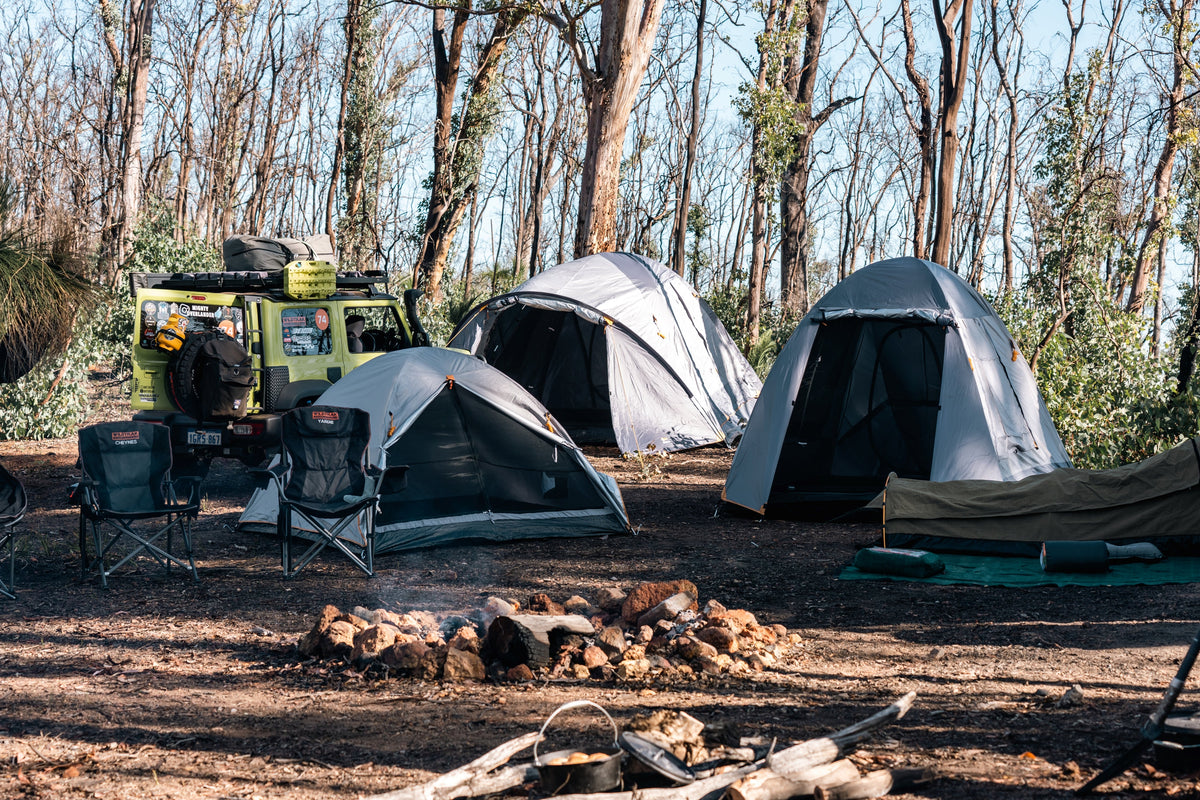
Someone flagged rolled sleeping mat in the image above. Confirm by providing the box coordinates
[1040,540,1109,573]
[853,546,945,578]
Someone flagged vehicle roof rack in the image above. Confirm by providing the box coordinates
[128,270,391,298]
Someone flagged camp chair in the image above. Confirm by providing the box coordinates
[76,421,202,588]
[261,405,405,578]
[0,461,27,599]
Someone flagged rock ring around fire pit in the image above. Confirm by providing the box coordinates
[534,700,623,795]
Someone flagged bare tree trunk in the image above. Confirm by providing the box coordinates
[900,0,934,260]
[414,7,525,302]
[1127,0,1194,313]
[745,0,780,348]
[670,0,706,277]
[559,0,667,258]
[989,0,1021,295]
[780,0,854,316]
[462,189,479,299]
[930,0,973,267]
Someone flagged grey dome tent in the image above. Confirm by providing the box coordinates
[448,252,762,455]
[239,348,629,551]
[723,257,1071,517]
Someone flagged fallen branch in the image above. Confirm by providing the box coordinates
[767,691,917,779]
[727,758,859,800]
[360,731,541,800]
[813,767,934,800]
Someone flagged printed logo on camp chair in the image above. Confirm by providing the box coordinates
[311,409,340,424]
[110,430,141,445]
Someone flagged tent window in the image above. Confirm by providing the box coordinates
[483,306,615,444]
[771,319,946,500]
[380,388,607,523]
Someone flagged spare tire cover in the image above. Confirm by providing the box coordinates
[168,330,253,420]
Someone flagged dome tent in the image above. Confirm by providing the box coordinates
[723,257,1071,518]
[448,252,762,455]
[239,348,628,551]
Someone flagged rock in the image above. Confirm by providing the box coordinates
[654,619,675,636]
[370,608,403,628]
[390,613,425,636]
[928,647,947,660]
[505,664,535,682]
[635,625,654,644]
[675,636,718,662]
[482,597,518,628]
[334,612,370,633]
[418,644,448,680]
[697,626,739,653]
[448,626,481,654]
[595,587,627,613]
[299,604,341,656]
[319,620,357,659]
[701,599,726,617]
[708,609,757,634]
[527,593,565,615]
[408,610,439,631]
[596,626,628,657]
[351,606,374,624]
[622,580,699,624]
[769,624,788,639]
[646,654,675,673]
[645,636,671,655]
[622,644,648,663]
[695,653,733,675]
[675,663,694,676]
[787,633,804,646]
[741,623,777,646]
[616,658,652,680]
[727,660,752,677]
[582,646,609,669]
[351,624,398,665]
[442,647,487,681]
[571,664,592,680]
[563,595,592,614]
[745,651,775,671]
[638,592,698,628]
[382,640,430,670]
[1057,684,1085,708]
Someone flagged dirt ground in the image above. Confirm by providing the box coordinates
[2,384,1200,800]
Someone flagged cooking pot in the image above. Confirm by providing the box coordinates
[534,700,623,795]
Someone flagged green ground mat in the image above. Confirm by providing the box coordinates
[839,553,1200,587]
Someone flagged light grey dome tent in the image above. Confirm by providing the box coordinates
[448,252,762,455]
[723,257,1071,518]
[239,348,629,551]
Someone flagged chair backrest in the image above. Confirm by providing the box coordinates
[78,422,173,513]
[280,406,371,504]
[0,461,26,525]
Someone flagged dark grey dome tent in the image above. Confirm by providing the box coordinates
[239,348,629,551]
[723,257,1071,518]
[448,252,762,455]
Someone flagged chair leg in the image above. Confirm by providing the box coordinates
[0,528,14,600]
[91,519,108,590]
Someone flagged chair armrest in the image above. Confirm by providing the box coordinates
[67,478,95,508]
[170,475,204,506]
[365,464,408,496]
[248,463,288,492]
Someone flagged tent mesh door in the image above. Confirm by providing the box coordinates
[483,306,615,444]
[771,319,947,504]
[380,388,608,524]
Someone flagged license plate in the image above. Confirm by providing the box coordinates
[186,429,223,446]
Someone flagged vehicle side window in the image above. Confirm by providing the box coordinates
[138,300,245,349]
[281,307,333,356]
[343,306,408,352]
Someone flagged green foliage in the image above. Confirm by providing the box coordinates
[414,269,520,346]
[704,284,792,379]
[996,287,1198,470]
[735,2,807,186]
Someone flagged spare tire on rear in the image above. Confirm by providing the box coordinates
[168,331,256,421]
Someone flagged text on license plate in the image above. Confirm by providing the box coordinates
[186,430,222,446]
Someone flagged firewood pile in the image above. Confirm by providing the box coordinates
[297,580,803,682]
[362,693,930,800]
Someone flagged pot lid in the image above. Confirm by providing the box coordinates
[618,731,696,785]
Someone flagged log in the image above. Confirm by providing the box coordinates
[727,759,860,800]
[485,614,595,668]
[549,762,761,800]
[813,768,934,800]
[766,691,916,779]
[361,731,541,800]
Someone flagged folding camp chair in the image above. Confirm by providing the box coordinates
[0,461,27,599]
[76,421,202,588]
[261,405,405,578]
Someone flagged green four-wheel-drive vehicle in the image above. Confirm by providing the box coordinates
[130,257,428,464]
